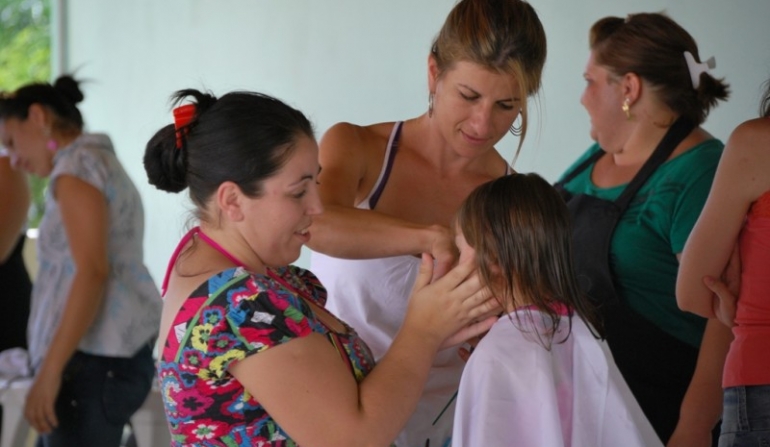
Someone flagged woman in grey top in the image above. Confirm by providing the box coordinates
[0,75,161,447]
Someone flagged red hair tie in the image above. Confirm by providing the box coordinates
[173,104,196,149]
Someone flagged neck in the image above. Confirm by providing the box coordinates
[52,130,82,150]
[613,111,682,167]
[413,114,490,175]
[197,224,267,275]
[503,289,535,314]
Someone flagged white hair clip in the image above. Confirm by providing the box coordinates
[684,51,716,89]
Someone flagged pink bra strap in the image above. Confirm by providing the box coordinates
[161,227,198,297]
[195,229,246,268]
[160,226,246,297]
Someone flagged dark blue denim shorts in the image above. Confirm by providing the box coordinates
[719,385,770,447]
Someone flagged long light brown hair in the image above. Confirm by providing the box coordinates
[432,0,546,155]
[456,173,602,348]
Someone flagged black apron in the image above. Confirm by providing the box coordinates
[555,117,719,444]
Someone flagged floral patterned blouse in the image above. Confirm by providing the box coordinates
[158,265,375,446]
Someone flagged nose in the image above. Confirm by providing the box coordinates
[468,103,493,137]
[306,183,324,216]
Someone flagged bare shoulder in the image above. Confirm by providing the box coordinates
[725,118,770,168]
[721,117,770,199]
[730,117,770,146]
[320,121,396,154]
[318,121,399,185]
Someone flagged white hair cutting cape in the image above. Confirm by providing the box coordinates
[452,308,663,447]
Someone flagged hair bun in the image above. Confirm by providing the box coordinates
[53,75,85,105]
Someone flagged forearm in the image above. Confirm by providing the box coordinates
[352,327,442,446]
[0,172,31,263]
[677,245,723,319]
[39,269,108,375]
[677,319,732,433]
[0,226,24,264]
[308,204,441,259]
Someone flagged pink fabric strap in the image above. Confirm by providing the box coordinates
[161,226,247,297]
[519,302,572,316]
[195,228,246,267]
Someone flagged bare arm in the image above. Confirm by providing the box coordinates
[25,175,109,433]
[677,119,770,318]
[308,123,454,265]
[667,318,733,447]
[0,157,30,262]
[230,255,499,447]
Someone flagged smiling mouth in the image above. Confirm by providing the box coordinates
[461,131,489,144]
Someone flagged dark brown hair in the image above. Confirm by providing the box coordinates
[144,89,314,222]
[0,75,84,134]
[589,13,729,125]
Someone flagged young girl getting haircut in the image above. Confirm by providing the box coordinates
[451,173,662,447]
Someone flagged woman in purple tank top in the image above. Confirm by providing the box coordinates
[308,1,548,445]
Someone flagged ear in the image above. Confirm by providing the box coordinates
[428,53,440,93]
[27,103,49,129]
[216,181,245,222]
[621,72,642,105]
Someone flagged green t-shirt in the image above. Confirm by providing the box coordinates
[560,139,723,347]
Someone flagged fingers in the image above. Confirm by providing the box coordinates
[439,315,498,350]
[464,291,501,320]
[723,243,742,296]
[461,316,498,340]
[25,399,58,434]
[412,253,434,293]
[23,378,60,434]
[704,275,737,305]
[704,275,738,328]
[434,254,476,289]
[431,256,454,283]
[458,346,472,363]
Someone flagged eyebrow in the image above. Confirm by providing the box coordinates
[458,83,518,102]
[288,167,322,187]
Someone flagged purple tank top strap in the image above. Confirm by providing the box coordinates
[368,121,404,209]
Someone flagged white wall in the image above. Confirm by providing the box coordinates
[62,0,770,283]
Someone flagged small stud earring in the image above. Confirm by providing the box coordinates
[622,98,631,120]
[44,127,58,151]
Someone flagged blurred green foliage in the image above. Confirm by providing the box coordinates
[0,0,51,228]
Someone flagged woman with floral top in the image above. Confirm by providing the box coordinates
[144,88,499,446]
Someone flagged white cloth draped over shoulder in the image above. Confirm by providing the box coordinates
[453,309,662,447]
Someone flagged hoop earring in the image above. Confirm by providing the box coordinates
[428,93,435,118]
[509,114,522,137]
[622,98,631,120]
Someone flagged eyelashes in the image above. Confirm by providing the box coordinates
[459,92,516,110]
